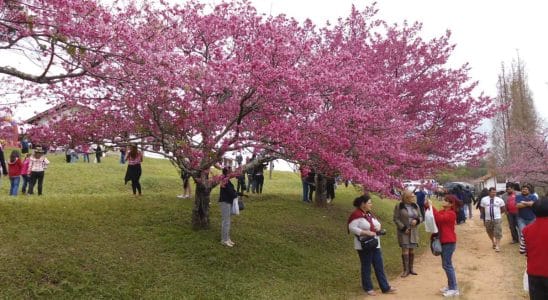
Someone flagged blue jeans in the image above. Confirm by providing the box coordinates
[83,153,90,163]
[517,217,535,237]
[10,176,20,196]
[357,248,391,293]
[441,243,458,290]
[302,179,310,202]
[21,174,30,194]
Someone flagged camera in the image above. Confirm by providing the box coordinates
[376,229,387,236]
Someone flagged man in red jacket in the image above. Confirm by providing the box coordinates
[522,196,548,300]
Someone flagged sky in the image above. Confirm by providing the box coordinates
[247,0,548,124]
[3,0,547,124]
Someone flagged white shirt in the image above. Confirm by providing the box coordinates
[480,196,505,220]
[348,214,382,250]
[29,156,50,173]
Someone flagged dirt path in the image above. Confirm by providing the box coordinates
[373,215,529,299]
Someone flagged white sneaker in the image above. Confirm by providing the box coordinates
[443,290,460,297]
[227,240,235,246]
[440,287,449,293]
[221,241,233,247]
[176,194,185,199]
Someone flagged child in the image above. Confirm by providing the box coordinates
[20,153,31,194]
[8,150,23,196]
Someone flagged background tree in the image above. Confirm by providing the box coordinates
[491,56,539,167]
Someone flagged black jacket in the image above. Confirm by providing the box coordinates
[219,179,238,204]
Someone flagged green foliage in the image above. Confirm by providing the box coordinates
[0,151,429,298]
[435,160,488,184]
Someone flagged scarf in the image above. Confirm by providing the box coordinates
[347,209,376,232]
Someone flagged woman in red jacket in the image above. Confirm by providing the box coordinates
[7,150,23,196]
[427,195,459,297]
[521,196,548,300]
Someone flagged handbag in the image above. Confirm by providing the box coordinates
[357,235,379,251]
[430,234,442,256]
[231,198,240,215]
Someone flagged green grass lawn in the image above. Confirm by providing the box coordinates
[0,150,430,299]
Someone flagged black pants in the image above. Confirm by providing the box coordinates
[125,164,142,195]
[507,213,519,242]
[28,171,45,195]
[529,275,548,300]
[96,153,102,163]
[255,174,264,194]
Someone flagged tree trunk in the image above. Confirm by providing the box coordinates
[314,173,328,207]
[192,181,211,229]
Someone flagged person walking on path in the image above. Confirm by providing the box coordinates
[27,148,50,196]
[348,194,397,296]
[7,150,22,196]
[501,182,520,244]
[393,190,422,277]
[426,195,460,297]
[219,167,238,247]
[462,187,475,219]
[479,187,506,252]
[124,145,143,196]
[516,184,538,234]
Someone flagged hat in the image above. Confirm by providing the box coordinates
[34,147,45,153]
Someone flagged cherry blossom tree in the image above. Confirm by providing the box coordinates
[18,1,495,228]
[499,128,548,187]
[266,6,495,205]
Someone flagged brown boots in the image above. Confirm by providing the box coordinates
[409,253,418,275]
[401,255,410,277]
[401,253,418,277]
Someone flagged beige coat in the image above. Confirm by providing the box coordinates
[393,202,422,247]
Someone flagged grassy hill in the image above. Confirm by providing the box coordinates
[0,150,429,299]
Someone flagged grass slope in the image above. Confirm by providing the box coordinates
[0,151,429,299]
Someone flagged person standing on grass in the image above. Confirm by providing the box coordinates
[426,195,459,297]
[7,150,22,196]
[27,148,49,196]
[177,170,192,199]
[20,153,31,194]
[393,190,422,277]
[413,185,427,219]
[479,187,506,252]
[124,145,143,196]
[219,167,238,247]
[81,143,90,163]
[0,140,8,176]
[95,144,103,163]
[348,194,397,296]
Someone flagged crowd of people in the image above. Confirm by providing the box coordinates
[1,141,50,196]
[4,136,546,298]
[345,182,547,298]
